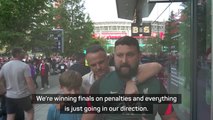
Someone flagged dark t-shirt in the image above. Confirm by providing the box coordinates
[58,63,67,73]
[89,71,174,120]
[69,62,90,76]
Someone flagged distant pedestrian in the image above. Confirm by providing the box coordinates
[58,60,67,74]
[69,53,90,76]
[0,47,35,120]
[39,59,50,90]
[28,60,38,88]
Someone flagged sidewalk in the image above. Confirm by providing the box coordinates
[34,75,60,120]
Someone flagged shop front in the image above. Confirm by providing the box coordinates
[116,0,212,119]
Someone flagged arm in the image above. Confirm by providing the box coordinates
[137,62,162,82]
[25,65,36,94]
[125,62,162,94]
[39,63,41,71]
[0,71,6,95]
[25,76,36,94]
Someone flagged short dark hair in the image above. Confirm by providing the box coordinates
[86,45,106,55]
[115,36,140,52]
[11,47,24,57]
[59,70,82,89]
[75,53,85,61]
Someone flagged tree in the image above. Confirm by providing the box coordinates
[175,2,191,90]
[195,0,211,56]
[0,0,53,52]
[142,36,162,55]
[160,11,179,52]
[52,0,94,55]
[29,1,55,55]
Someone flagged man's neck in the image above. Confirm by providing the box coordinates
[13,58,21,61]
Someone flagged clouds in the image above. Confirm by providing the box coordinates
[84,0,182,22]
[84,0,130,22]
[143,2,182,22]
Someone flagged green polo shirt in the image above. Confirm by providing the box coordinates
[90,71,173,120]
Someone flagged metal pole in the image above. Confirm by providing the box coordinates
[61,29,64,53]
[191,0,198,119]
[52,29,64,53]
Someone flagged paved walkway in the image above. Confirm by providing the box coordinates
[34,74,60,120]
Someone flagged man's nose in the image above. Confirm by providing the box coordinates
[121,55,127,63]
[96,64,101,69]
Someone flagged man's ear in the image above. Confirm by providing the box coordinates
[138,52,142,63]
[105,54,110,63]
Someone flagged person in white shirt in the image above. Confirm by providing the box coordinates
[82,45,162,94]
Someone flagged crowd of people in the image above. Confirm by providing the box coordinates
[0,36,179,120]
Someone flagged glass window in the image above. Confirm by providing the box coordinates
[141,2,192,120]
[168,3,191,120]
[196,0,212,119]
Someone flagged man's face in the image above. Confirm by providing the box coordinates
[114,45,140,79]
[86,51,110,80]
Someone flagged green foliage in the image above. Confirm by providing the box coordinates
[82,36,109,52]
[142,37,162,55]
[53,0,94,55]
[0,0,94,56]
[160,11,179,52]
[176,2,191,88]
[0,0,52,52]
[195,0,211,56]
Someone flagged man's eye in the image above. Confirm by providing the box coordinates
[90,64,95,67]
[99,60,104,64]
[116,54,123,57]
[127,53,134,57]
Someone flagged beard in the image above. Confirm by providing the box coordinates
[115,63,138,80]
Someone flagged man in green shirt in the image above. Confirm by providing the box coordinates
[82,36,178,120]
[82,44,162,94]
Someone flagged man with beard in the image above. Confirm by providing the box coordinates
[82,45,162,94]
[82,36,178,120]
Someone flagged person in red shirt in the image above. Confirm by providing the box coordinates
[39,59,50,90]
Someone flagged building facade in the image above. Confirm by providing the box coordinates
[93,21,165,50]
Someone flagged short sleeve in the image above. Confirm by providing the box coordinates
[24,64,31,77]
